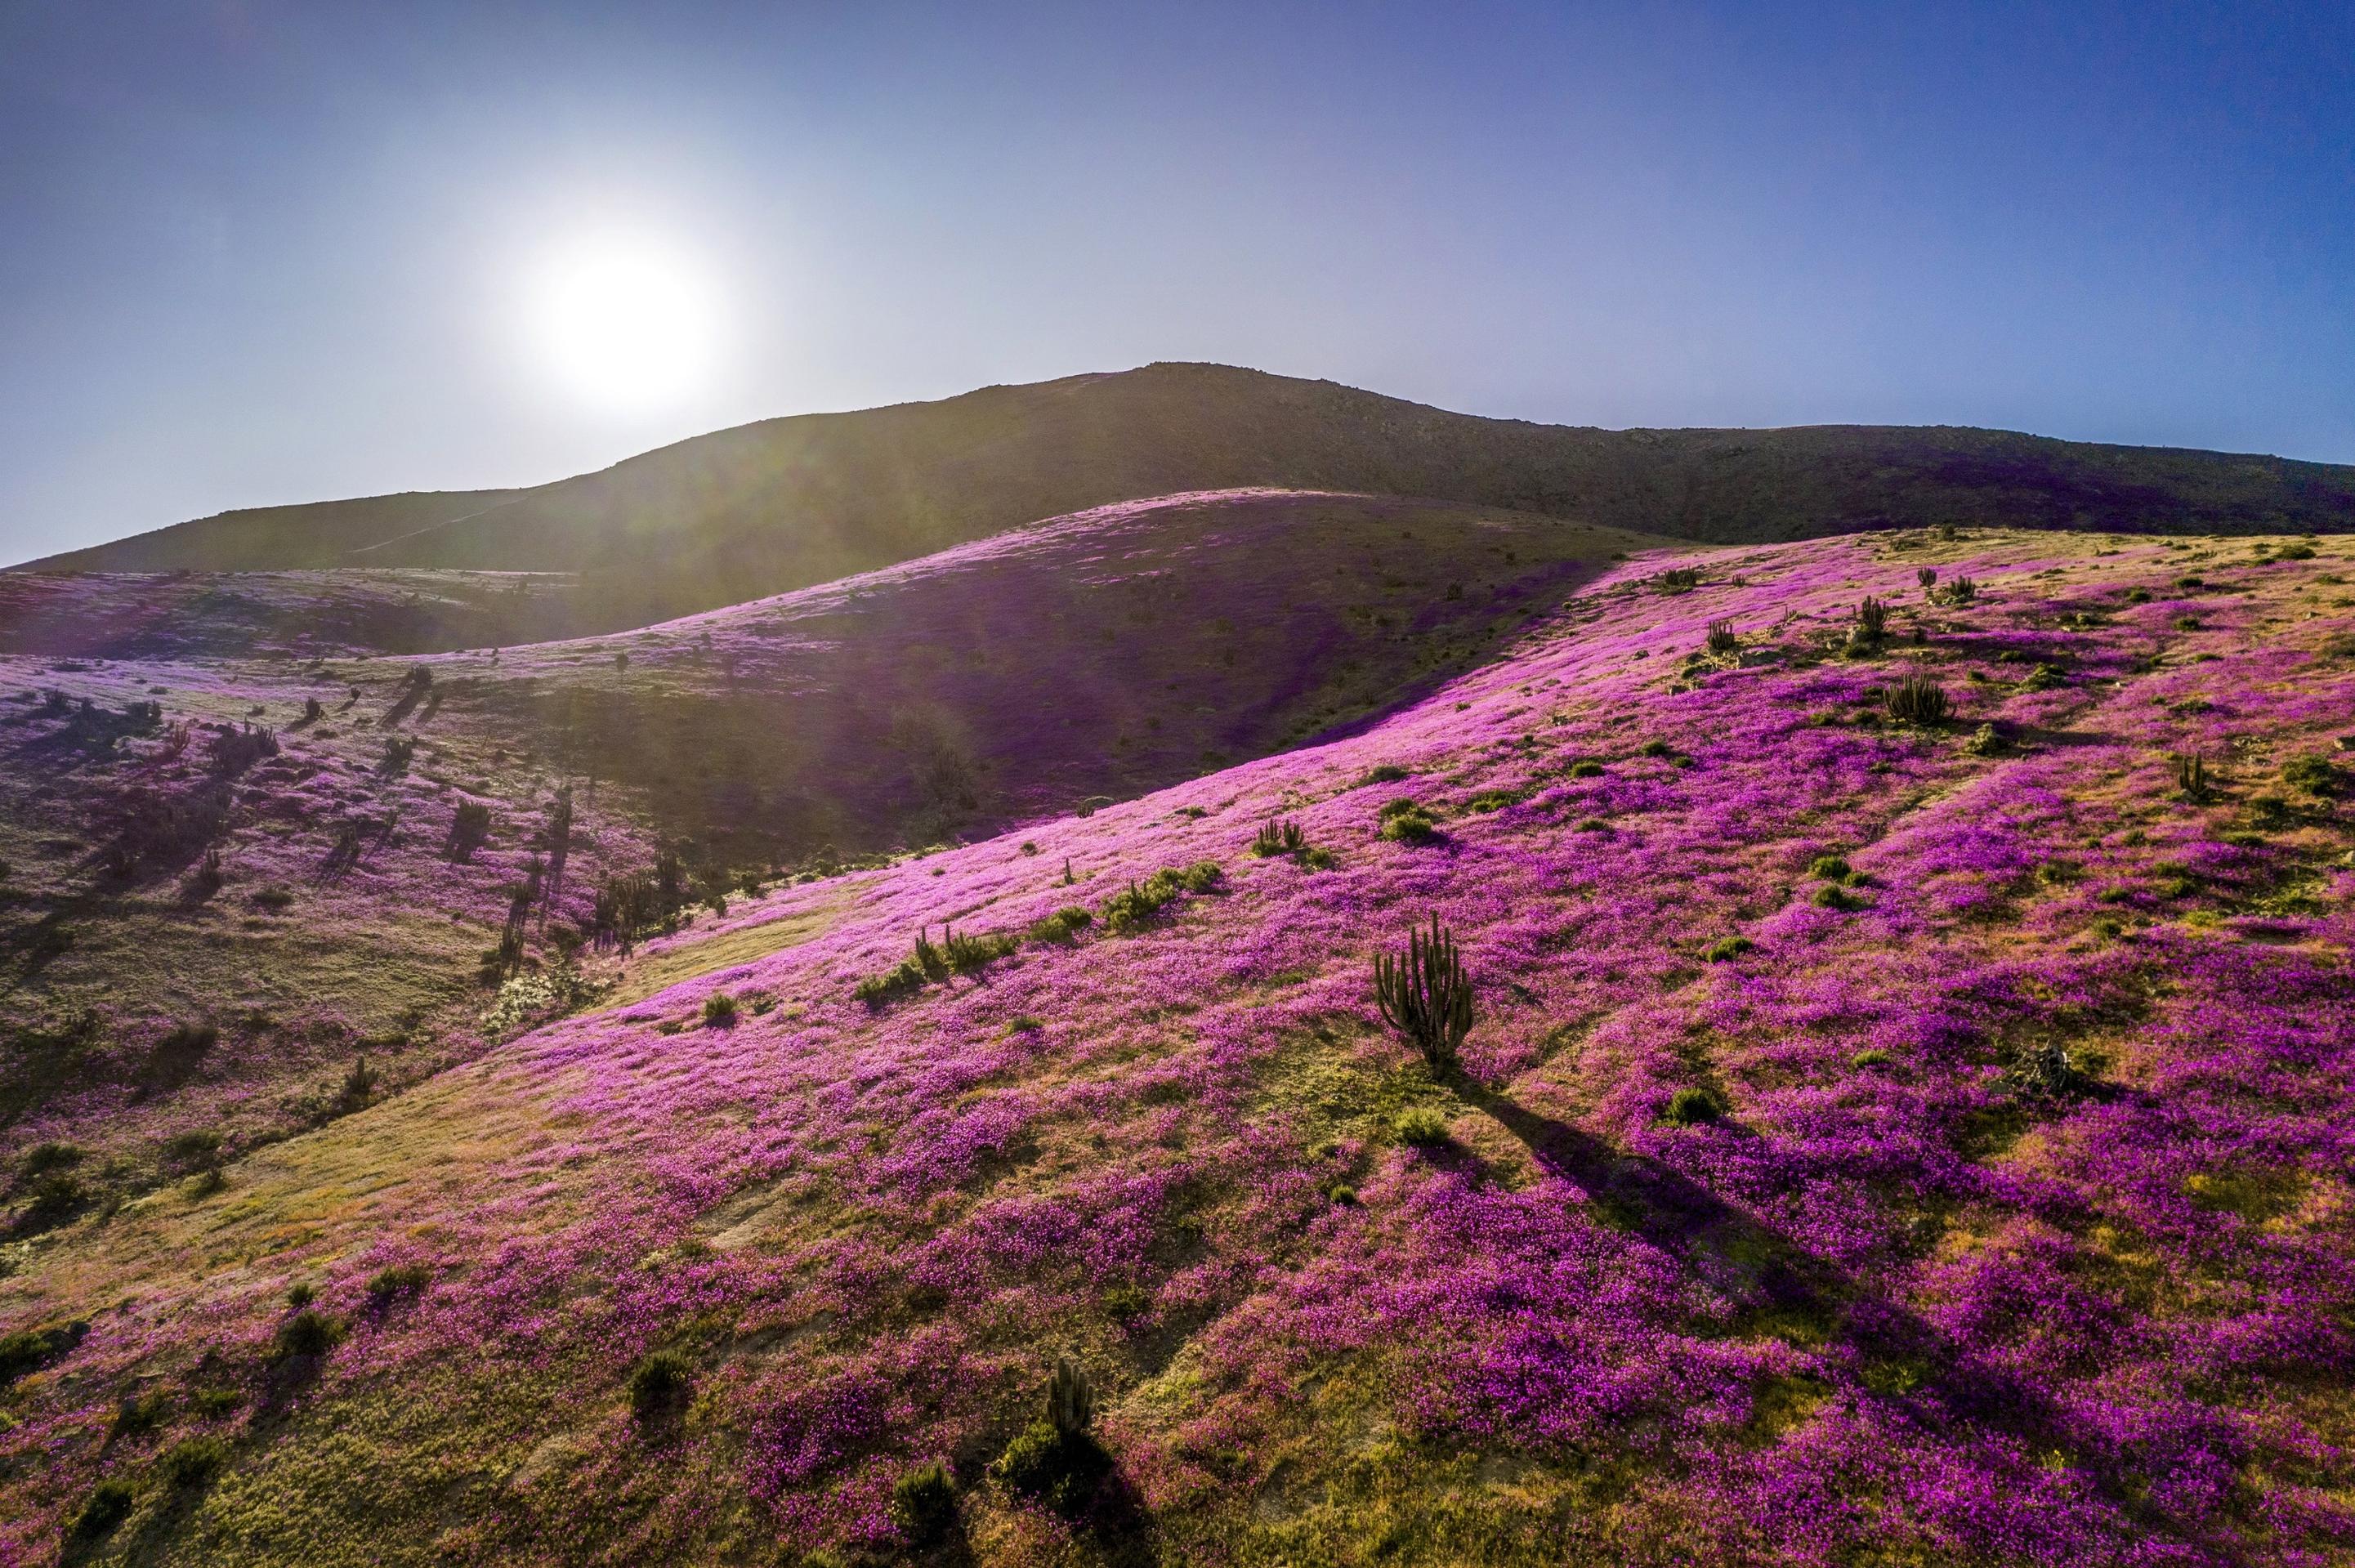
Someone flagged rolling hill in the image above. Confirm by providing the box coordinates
[3,523,2351,1565]
[19,364,2355,628]
[0,490,1667,1188]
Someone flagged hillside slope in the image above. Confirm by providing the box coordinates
[0,569,585,659]
[436,489,1678,855]
[4,525,2351,1566]
[0,491,1661,1191]
[20,364,2355,626]
[19,489,521,574]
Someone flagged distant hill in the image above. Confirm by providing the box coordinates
[19,488,521,573]
[18,364,2355,623]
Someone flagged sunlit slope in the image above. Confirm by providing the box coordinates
[21,364,2354,626]
[5,525,2352,1566]
[422,489,1685,855]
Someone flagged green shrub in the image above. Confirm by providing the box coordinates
[286,1282,315,1309]
[20,1141,83,1177]
[1392,1106,1450,1146]
[1638,739,1674,758]
[1656,567,1702,592]
[1705,936,1754,963]
[889,1461,959,1546]
[2282,754,2343,797]
[366,1262,431,1306]
[163,1129,223,1169]
[1026,906,1093,945]
[1664,1088,1725,1126]
[1567,759,1605,778]
[70,1478,136,1541]
[2015,663,2065,692]
[160,1435,230,1488]
[941,925,1018,975]
[855,957,930,1010]
[1812,884,1863,910]
[1379,806,1441,844]
[275,1308,343,1360]
[1851,1049,1892,1070]
[1359,764,1410,785]
[1807,855,1851,881]
[112,1387,173,1437]
[0,1319,87,1386]
[1102,1282,1153,1321]
[700,992,740,1029]
[628,1349,693,1421]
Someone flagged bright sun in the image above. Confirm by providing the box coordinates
[525,233,722,412]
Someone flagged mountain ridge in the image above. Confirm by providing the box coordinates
[19,364,2355,629]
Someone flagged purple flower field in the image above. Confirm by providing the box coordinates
[4,523,2353,1566]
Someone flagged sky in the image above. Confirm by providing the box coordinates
[2,0,2351,562]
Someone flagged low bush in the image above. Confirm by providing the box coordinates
[20,1141,83,1177]
[1705,619,1740,655]
[1664,1087,1726,1125]
[701,992,740,1029]
[1567,760,1605,778]
[889,1461,959,1546]
[1027,906,1093,945]
[1705,936,1754,963]
[1656,567,1702,592]
[1392,1106,1450,1146]
[112,1387,173,1437]
[1101,1281,1153,1321]
[70,1478,136,1541]
[628,1349,693,1421]
[942,925,1019,976]
[0,1319,87,1386]
[1807,855,1851,881]
[2282,753,2343,797]
[1378,803,1441,844]
[1359,763,1410,785]
[275,1308,344,1361]
[855,960,929,1010]
[160,1435,230,1488]
[366,1262,431,1307]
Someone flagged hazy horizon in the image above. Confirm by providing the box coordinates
[5,1,2352,561]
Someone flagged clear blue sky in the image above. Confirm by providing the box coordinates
[2,1,2350,561]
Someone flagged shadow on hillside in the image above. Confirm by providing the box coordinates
[1457,1080,2187,1538]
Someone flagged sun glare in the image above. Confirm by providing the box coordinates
[525,232,722,412]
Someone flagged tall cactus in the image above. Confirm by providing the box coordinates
[1046,1354,1095,1439]
[1374,915,1474,1073]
